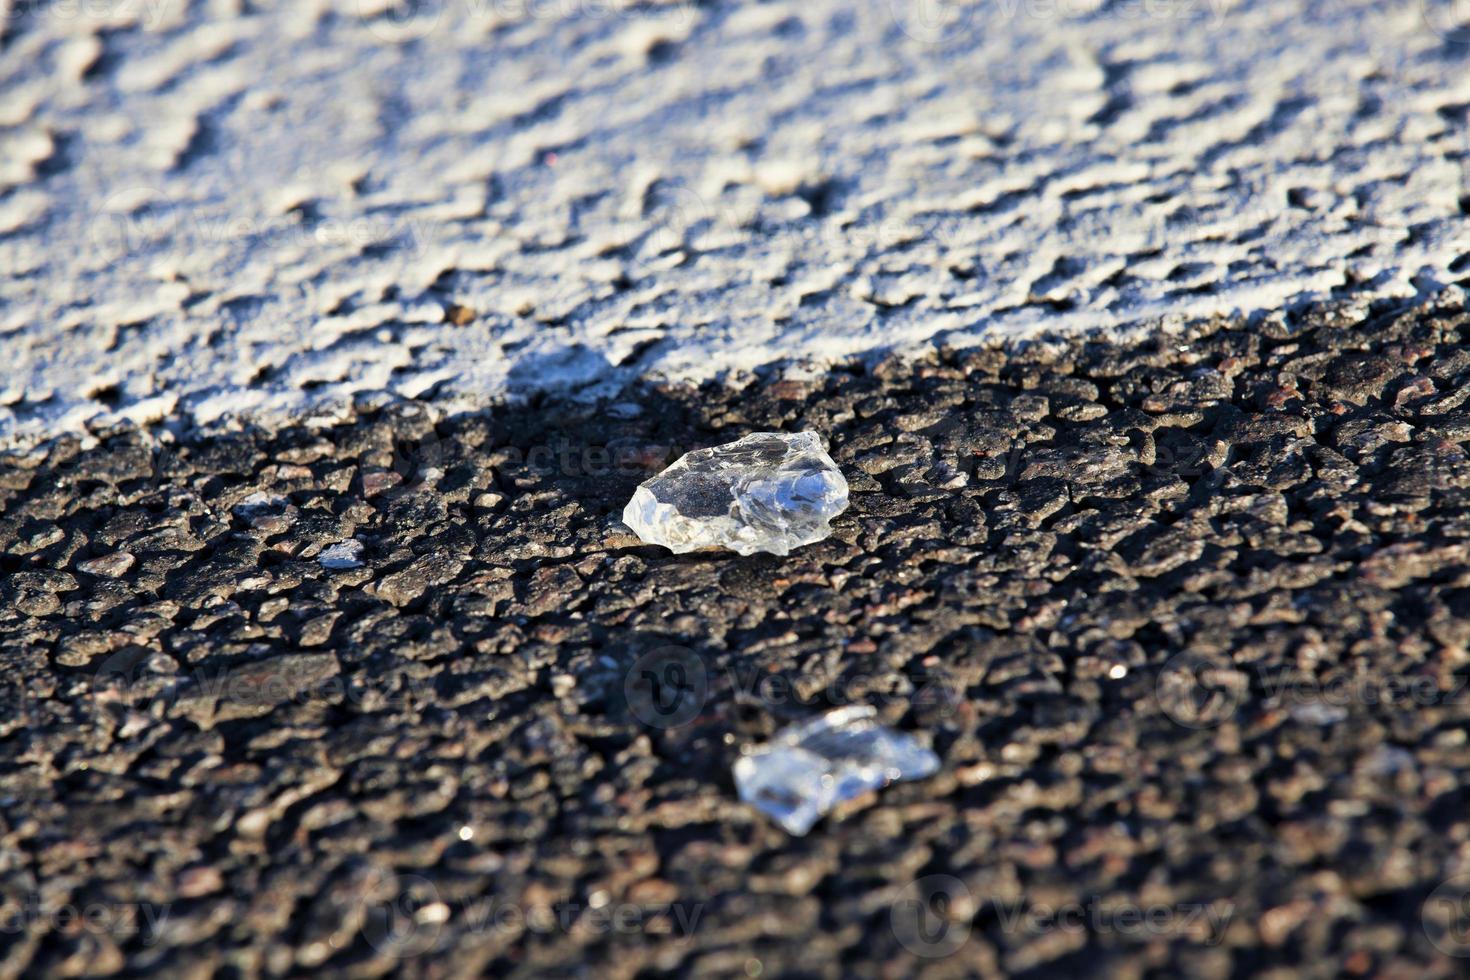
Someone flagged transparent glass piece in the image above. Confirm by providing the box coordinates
[622,431,849,556]
[318,540,364,570]
[733,706,940,835]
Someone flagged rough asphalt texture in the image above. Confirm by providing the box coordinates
[6,0,1470,443]
[5,295,1470,977]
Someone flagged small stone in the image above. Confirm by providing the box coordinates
[622,431,849,556]
[77,552,136,578]
[474,492,507,511]
[317,540,364,570]
[733,705,939,835]
[361,470,401,496]
[177,866,224,898]
[444,303,477,326]
[12,521,63,555]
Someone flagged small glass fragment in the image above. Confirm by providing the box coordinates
[233,492,295,532]
[318,540,364,570]
[733,705,939,835]
[622,431,848,556]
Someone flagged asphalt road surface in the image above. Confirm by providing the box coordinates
[4,294,1470,976]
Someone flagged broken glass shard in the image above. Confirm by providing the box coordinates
[318,540,364,570]
[233,492,294,533]
[622,431,848,556]
[733,705,940,835]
